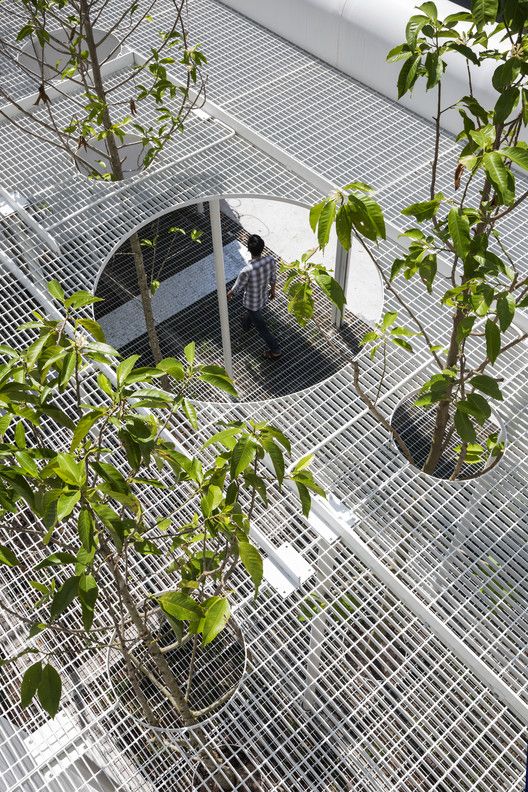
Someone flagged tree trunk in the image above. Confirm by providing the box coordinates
[80,0,164,370]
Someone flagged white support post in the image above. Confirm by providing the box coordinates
[196,201,205,215]
[332,242,349,329]
[209,197,234,380]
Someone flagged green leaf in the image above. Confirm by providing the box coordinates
[455,409,477,443]
[157,357,185,380]
[230,435,257,478]
[309,200,325,233]
[419,2,438,21]
[55,453,86,487]
[469,124,495,151]
[35,552,77,571]
[492,58,521,92]
[200,365,237,397]
[470,375,503,401]
[457,393,491,424]
[184,341,195,365]
[202,597,230,645]
[401,194,443,221]
[78,574,98,631]
[335,204,353,251]
[405,15,429,48]
[116,355,141,387]
[0,544,19,567]
[65,291,102,310]
[485,320,501,364]
[448,208,471,259]
[482,152,515,205]
[260,437,285,487]
[317,201,336,250]
[499,146,528,172]
[494,87,519,125]
[471,0,498,27]
[313,271,346,312]
[496,293,515,331]
[37,664,62,718]
[381,311,398,331]
[238,541,263,597]
[20,662,42,709]
[158,591,203,621]
[397,54,421,99]
[386,44,413,63]
[70,411,101,452]
[294,482,312,517]
[47,281,65,303]
[50,576,79,621]
[77,318,106,343]
[78,508,95,552]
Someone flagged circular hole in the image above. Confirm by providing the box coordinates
[75,133,150,181]
[18,28,120,82]
[94,198,384,402]
[390,390,506,481]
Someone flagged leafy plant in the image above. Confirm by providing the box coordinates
[281,0,528,479]
[0,0,207,368]
[0,283,319,735]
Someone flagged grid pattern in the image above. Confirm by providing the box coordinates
[0,0,526,790]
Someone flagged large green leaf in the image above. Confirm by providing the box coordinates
[78,574,98,631]
[70,411,101,452]
[335,204,353,251]
[116,355,141,387]
[238,541,263,596]
[199,365,237,397]
[496,293,516,331]
[260,437,285,487]
[485,320,501,364]
[55,453,86,487]
[448,208,471,258]
[471,0,498,27]
[309,200,325,233]
[317,201,336,250]
[500,146,528,171]
[313,271,346,312]
[202,597,230,645]
[471,375,503,401]
[397,54,421,99]
[0,544,19,567]
[158,591,203,621]
[77,508,95,552]
[20,662,42,709]
[230,435,257,478]
[454,409,477,443]
[482,152,515,205]
[457,393,491,424]
[494,87,519,125]
[50,576,79,621]
[37,664,62,718]
[405,14,429,48]
[401,194,443,221]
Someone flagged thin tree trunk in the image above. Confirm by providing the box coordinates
[80,0,164,369]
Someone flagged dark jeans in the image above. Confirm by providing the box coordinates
[241,308,280,353]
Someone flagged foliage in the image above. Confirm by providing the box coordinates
[282,0,528,477]
[0,285,319,721]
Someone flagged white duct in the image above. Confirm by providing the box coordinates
[219,0,506,137]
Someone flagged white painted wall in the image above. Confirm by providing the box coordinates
[219,0,506,137]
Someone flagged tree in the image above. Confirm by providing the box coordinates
[282,0,528,480]
[0,0,207,368]
[0,283,319,787]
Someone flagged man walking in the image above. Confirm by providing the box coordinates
[227,234,281,360]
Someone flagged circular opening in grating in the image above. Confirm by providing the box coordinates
[390,392,505,481]
[107,616,247,733]
[94,199,382,402]
[18,28,120,82]
[75,133,150,181]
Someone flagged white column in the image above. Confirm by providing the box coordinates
[332,242,350,329]
[209,197,234,380]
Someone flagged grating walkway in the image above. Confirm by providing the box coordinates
[0,0,527,790]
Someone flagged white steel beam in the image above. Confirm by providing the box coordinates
[209,196,234,380]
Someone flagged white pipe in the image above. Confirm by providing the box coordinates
[209,197,234,380]
[309,495,528,726]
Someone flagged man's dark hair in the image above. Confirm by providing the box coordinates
[247,234,265,258]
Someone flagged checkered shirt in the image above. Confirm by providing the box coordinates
[231,255,277,311]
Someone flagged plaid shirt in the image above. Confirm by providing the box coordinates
[231,255,277,311]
